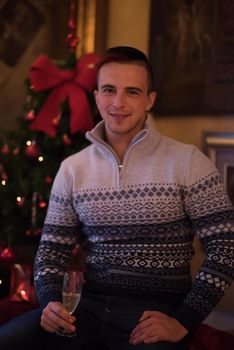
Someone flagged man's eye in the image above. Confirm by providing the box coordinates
[102,88,114,94]
[127,90,140,95]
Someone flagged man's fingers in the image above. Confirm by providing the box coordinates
[130,311,188,345]
[40,301,76,333]
[140,310,169,322]
[130,317,154,337]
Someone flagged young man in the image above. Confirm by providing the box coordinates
[0,46,233,350]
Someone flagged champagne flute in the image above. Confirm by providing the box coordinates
[56,270,83,337]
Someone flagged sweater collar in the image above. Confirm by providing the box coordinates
[86,120,150,144]
[86,120,161,155]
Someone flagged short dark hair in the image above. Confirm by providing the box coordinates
[96,46,154,92]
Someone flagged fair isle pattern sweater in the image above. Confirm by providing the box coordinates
[34,121,234,331]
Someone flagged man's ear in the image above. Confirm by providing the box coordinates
[146,91,157,112]
[94,90,98,105]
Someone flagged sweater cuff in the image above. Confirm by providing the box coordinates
[37,291,62,310]
[172,303,205,333]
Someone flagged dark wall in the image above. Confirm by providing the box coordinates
[0,0,71,134]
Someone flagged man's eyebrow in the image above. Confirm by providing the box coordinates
[100,84,116,89]
[99,84,144,93]
[125,87,143,93]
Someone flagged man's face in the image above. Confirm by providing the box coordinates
[94,62,156,142]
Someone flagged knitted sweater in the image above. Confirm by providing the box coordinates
[34,121,234,332]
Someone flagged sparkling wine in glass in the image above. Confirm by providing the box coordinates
[56,270,83,337]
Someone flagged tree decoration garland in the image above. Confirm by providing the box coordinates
[66,0,79,53]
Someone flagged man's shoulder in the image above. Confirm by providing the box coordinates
[158,132,199,154]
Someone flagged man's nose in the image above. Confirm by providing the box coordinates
[112,91,125,107]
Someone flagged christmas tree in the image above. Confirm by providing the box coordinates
[0,1,100,265]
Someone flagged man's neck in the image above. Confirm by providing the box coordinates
[106,135,135,163]
[103,122,146,163]
[106,135,131,163]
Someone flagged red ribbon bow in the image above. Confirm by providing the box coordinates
[29,53,100,137]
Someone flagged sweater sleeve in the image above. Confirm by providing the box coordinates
[34,159,81,309]
[173,146,234,332]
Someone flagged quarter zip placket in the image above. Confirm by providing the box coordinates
[118,163,123,187]
[86,122,150,190]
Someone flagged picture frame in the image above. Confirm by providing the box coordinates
[0,0,44,67]
[202,131,234,205]
[149,0,234,115]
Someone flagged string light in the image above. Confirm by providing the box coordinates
[38,156,44,162]
[16,196,25,207]
[26,140,32,146]
[20,289,26,297]
[0,165,8,186]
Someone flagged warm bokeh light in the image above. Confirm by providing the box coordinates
[20,289,26,297]
[26,140,32,146]
[38,156,44,162]
[39,201,47,208]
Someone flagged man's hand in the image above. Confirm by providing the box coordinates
[40,301,76,333]
[129,310,188,345]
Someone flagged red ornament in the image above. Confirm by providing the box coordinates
[72,244,80,257]
[25,110,36,121]
[0,247,16,264]
[45,176,53,184]
[25,142,40,158]
[63,134,72,145]
[35,228,42,236]
[38,201,47,209]
[1,144,9,155]
[52,114,61,127]
[12,147,20,155]
[1,173,8,181]
[26,228,42,237]
[66,34,79,51]
[26,229,34,237]
[66,0,79,52]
